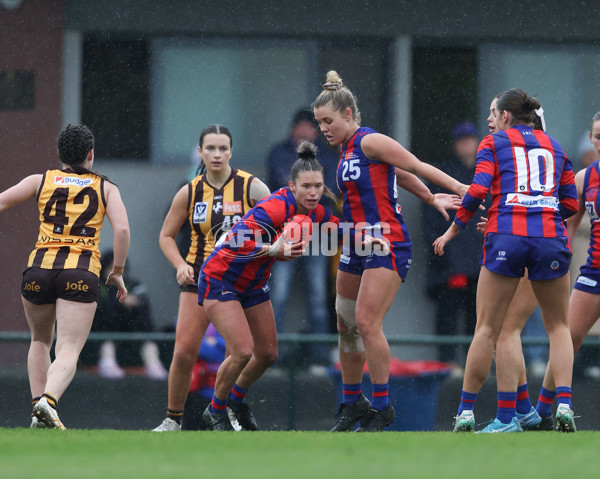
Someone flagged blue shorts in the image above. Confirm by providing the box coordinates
[482,232,571,280]
[337,240,412,281]
[573,266,600,295]
[198,273,271,309]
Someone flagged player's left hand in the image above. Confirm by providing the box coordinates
[362,234,390,255]
[106,273,128,303]
[431,193,462,221]
[433,223,459,256]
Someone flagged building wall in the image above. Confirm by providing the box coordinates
[0,0,64,331]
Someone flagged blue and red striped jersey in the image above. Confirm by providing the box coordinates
[337,127,410,243]
[582,162,600,269]
[454,125,577,237]
[201,187,339,293]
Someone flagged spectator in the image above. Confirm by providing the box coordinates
[422,121,483,373]
[83,250,168,380]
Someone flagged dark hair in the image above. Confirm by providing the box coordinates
[290,141,337,202]
[495,89,541,128]
[57,124,111,182]
[195,124,233,176]
[590,112,600,133]
[292,108,317,127]
[312,70,361,126]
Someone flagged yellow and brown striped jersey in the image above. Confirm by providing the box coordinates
[27,169,107,276]
[185,168,255,272]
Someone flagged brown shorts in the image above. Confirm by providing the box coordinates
[21,267,100,304]
[179,268,200,294]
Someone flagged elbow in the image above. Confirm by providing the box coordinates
[114,225,130,241]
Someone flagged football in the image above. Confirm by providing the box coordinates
[282,214,313,244]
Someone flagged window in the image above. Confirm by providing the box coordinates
[82,39,149,159]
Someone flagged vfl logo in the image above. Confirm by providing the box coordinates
[193,202,208,223]
[213,202,223,214]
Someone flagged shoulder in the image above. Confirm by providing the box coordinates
[233,168,255,180]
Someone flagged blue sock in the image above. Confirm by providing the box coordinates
[556,386,572,408]
[209,395,228,415]
[516,382,533,414]
[229,383,248,404]
[342,383,362,405]
[371,382,389,411]
[535,387,556,418]
[458,390,478,415]
[496,391,517,424]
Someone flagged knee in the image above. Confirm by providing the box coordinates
[255,348,278,366]
[171,346,198,370]
[355,314,380,339]
[230,345,254,367]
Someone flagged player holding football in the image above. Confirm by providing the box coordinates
[153,124,270,432]
[435,89,578,433]
[0,124,130,429]
[313,70,467,432]
[199,141,386,430]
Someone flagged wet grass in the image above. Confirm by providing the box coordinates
[0,428,597,479]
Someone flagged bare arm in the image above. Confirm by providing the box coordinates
[104,181,130,302]
[567,169,587,239]
[363,133,468,197]
[249,178,271,205]
[394,168,462,221]
[159,185,195,286]
[0,174,42,213]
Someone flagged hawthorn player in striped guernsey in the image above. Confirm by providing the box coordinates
[153,124,270,432]
[314,70,467,432]
[0,124,130,429]
[434,89,579,433]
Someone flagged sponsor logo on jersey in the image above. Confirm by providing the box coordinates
[585,200,600,221]
[54,176,94,187]
[193,202,208,223]
[224,201,243,214]
[213,202,223,214]
[505,193,559,210]
[577,275,597,287]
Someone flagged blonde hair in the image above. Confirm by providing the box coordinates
[313,70,361,126]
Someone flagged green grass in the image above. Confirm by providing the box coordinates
[1,428,598,479]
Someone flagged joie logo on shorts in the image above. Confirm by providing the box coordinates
[65,280,89,292]
[496,250,507,261]
[577,276,597,287]
[23,281,41,292]
[193,202,208,223]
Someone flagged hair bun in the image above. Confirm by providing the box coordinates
[323,70,343,91]
[297,140,318,160]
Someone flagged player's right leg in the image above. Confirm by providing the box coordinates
[154,292,207,432]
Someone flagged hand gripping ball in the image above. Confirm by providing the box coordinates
[282,214,313,244]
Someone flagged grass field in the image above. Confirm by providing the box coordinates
[1,428,598,479]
